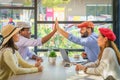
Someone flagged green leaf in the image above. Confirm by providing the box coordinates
[49,50,57,57]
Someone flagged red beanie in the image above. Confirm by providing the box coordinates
[78,21,94,28]
[99,28,116,41]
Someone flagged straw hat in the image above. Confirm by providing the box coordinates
[16,22,31,28]
[0,24,22,46]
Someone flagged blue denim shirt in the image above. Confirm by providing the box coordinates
[68,33,100,62]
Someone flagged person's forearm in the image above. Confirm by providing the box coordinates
[4,50,38,74]
[17,53,35,68]
[42,30,56,44]
[58,27,69,39]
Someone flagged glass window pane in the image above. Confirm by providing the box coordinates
[37,0,112,21]
[37,24,82,49]
[0,0,34,7]
[86,4,96,18]
[36,23,113,49]
[0,9,34,28]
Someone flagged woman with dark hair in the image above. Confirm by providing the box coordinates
[75,28,120,80]
[0,24,43,80]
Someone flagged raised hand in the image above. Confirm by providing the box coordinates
[53,22,57,32]
[54,18,69,38]
[55,18,59,30]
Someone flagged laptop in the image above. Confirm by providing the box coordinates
[59,49,87,64]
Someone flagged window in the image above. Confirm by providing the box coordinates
[0,0,114,51]
[0,9,34,30]
[37,0,112,21]
[0,0,34,7]
[36,0,112,49]
[86,4,112,21]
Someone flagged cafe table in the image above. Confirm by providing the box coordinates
[9,57,103,80]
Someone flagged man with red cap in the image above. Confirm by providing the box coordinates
[56,21,100,62]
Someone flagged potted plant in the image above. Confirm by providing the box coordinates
[48,50,57,64]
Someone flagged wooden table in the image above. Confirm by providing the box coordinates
[9,57,103,80]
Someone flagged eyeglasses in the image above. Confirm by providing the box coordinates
[22,29,31,33]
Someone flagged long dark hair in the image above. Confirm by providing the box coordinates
[2,37,18,54]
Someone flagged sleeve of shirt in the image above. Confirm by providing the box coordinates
[3,49,38,75]
[16,51,35,68]
[84,60,99,68]
[16,36,42,47]
[85,48,110,75]
[68,33,92,47]
[27,49,35,59]
[85,61,106,76]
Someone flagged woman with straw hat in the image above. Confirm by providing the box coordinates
[0,24,43,80]
[75,28,120,80]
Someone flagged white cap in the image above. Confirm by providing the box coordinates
[16,22,31,28]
